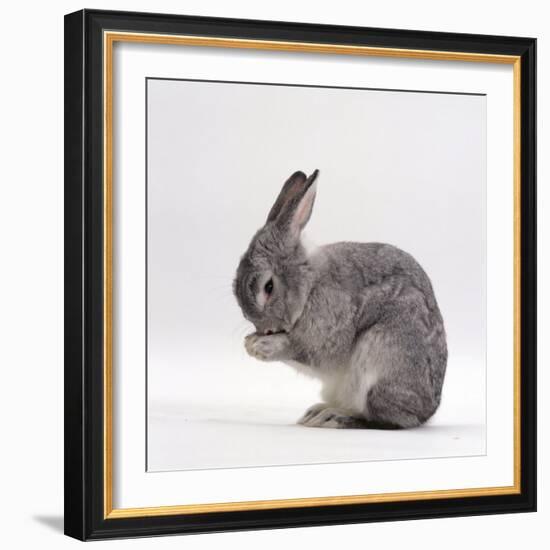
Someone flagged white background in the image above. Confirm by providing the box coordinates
[147,78,487,471]
[115,29,512,508]
[0,0,546,549]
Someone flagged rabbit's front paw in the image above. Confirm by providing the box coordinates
[244,332,289,361]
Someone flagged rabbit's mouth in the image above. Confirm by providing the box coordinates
[262,328,288,336]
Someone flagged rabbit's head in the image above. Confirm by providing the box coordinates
[234,169,319,335]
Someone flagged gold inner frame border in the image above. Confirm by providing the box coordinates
[102,30,522,519]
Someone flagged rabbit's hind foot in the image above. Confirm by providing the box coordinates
[298,405,366,429]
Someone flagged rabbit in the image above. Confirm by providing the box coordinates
[233,169,447,429]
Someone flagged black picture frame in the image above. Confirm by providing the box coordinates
[64,8,536,541]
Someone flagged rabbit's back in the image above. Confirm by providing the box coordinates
[313,242,437,304]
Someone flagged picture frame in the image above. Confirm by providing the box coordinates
[64,8,537,541]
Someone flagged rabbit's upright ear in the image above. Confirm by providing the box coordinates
[266,171,307,223]
[268,170,319,241]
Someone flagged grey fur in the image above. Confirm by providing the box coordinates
[233,170,447,429]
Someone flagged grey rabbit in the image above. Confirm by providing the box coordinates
[233,170,447,429]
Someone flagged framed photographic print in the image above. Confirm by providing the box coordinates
[64,9,536,541]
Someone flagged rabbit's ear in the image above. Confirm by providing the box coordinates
[266,171,307,223]
[272,170,319,240]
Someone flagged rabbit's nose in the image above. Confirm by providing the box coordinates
[265,329,274,335]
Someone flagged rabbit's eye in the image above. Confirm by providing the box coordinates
[264,278,274,295]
